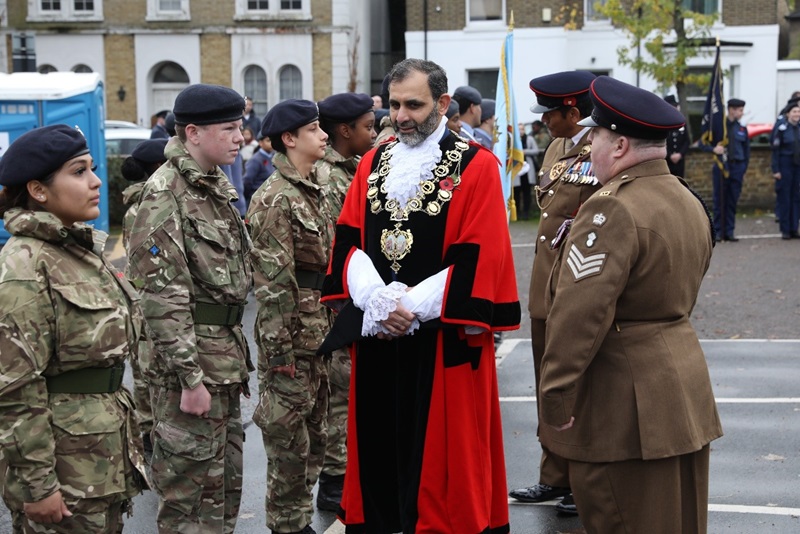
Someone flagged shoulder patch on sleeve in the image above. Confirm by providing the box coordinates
[566,244,607,281]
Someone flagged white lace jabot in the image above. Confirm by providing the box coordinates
[384,117,448,209]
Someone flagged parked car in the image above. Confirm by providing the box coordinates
[105,126,151,156]
[747,123,773,146]
[105,119,142,130]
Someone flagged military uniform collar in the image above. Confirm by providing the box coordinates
[165,137,237,200]
[322,146,359,173]
[608,159,671,185]
[3,208,106,254]
[273,152,321,190]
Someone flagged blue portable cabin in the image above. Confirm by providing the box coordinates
[0,72,108,245]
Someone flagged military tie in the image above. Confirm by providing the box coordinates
[565,138,575,154]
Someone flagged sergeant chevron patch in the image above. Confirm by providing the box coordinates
[566,244,607,281]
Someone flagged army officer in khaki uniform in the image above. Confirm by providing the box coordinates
[538,76,723,533]
[510,70,599,515]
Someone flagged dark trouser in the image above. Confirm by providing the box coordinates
[776,155,800,235]
[569,445,710,534]
[532,319,570,488]
[712,161,746,238]
[514,173,532,220]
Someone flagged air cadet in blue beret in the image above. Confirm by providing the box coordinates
[452,85,483,141]
[314,92,376,513]
[699,97,749,241]
[125,83,253,533]
[243,130,276,206]
[510,70,600,515]
[0,124,148,532]
[538,76,721,532]
[150,109,171,139]
[445,100,461,134]
[247,98,334,534]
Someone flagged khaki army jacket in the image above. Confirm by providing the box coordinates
[316,146,358,220]
[126,137,253,390]
[528,133,601,320]
[0,209,145,505]
[122,181,145,251]
[246,152,335,372]
[539,160,722,463]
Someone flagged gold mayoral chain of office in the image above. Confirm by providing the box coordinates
[535,144,592,211]
[369,139,470,273]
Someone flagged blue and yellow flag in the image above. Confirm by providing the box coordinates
[700,40,728,177]
[493,17,525,221]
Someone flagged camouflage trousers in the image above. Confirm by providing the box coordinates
[321,348,350,477]
[10,497,128,533]
[255,355,329,533]
[150,384,244,534]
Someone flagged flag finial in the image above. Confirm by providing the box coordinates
[509,10,515,29]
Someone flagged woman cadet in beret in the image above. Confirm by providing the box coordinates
[0,124,147,533]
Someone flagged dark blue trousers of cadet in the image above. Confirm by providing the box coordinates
[776,155,800,236]
[712,161,746,239]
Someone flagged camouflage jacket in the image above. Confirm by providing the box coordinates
[246,152,335,373]
[316,146,358,220]
[126,137,254,390]
[122,181,145,251]
[0,209,145,505]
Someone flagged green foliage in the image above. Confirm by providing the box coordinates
[597,0,718,93]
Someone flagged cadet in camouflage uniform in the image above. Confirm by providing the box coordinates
[125,85,253,534]
[314,92,376,512]
[0,125,147,533]
[247,99,333,534]
[120,138,168,456]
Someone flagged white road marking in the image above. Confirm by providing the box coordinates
[500,396,800,403]
[509,500,800,516]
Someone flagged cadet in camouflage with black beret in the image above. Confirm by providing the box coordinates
[314,92,376,512]
[0,124,147,532]
[125,84,253,533]
[247,99,333,534]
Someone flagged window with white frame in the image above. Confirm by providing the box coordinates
[146,0,191,21]
[244,65,268,117]
[279,65,302,101]
[585,0,610,24]
[28,0,103,22]
[234,0,310,20]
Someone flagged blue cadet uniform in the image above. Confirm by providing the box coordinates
[452,85,482,142]
[700,98,750,241]
[770,99,800,238]
[243,132,276,205]
[663,95,690,177]
[474,98,495,149]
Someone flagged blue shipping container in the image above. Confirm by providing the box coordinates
[0,72,108,245]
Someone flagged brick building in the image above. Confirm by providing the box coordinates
[0,0,408,126]
[404,0,789,127]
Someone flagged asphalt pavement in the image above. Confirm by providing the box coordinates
[1,212,798,533]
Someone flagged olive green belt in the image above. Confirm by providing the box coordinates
[296,270,326,290]
[46,364,125,394]
[195,302,245,326]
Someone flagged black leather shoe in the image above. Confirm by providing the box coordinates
[509,483,570,503]
[782,233,791,240]
[554,493,579,516]
[724,235,739,242]
[316,473,344,512]
[791,232,800,239]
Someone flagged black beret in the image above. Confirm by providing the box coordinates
[529,71,596,113]
[727,98,746,108]
[578,76,685,140]
[445,100,459,119]
[131,139,168,165]
[780,96,800,115]
[261,99,319,138]
[173,84,245,126]
[155,109,170,119]
[318,93,374,123]
[0,124,89,187]
[453,85,482,105]
[664,94,678,107]
[480,99,496,122]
